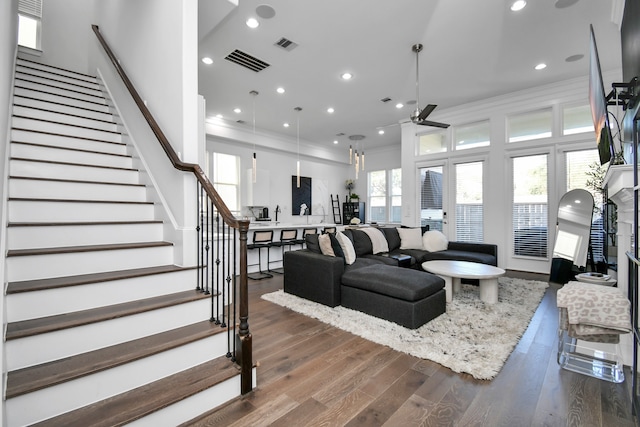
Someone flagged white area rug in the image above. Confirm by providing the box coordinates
[262,277,549,380]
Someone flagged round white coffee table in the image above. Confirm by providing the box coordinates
[421,260,506,304]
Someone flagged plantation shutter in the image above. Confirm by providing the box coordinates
[19,0,42,18]
[455,161,483,242]
[512,154,548,258]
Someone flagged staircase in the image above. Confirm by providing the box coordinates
[4,58,241,426]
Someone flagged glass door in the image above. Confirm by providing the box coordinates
[419,165,446,232]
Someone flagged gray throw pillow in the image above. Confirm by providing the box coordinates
[305,234,321,253]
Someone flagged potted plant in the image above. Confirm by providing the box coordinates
[349,193,360,202]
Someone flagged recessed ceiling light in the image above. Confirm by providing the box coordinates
[333,140,339,144]
[510,0,526,11]
[216,114,223,119]
[276,87,285,94]
[246,18,259,28]
[378,130,385,135]
[395,103,403,109]
[201,57,213,65]
[327,107,335,113]
[341,72,353,80]
[534,63,547,70]
[283,123,290,128]
[234,108,242,113]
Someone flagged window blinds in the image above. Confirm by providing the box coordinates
[19,0,42,17]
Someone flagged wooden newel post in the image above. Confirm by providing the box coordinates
[237,220,253,394]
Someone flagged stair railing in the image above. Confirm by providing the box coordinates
[91,25,252,394]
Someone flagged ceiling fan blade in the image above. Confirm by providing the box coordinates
[417,119,450,129]
[418,104,437,121]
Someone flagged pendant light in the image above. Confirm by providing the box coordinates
[295,107,302,188]
[349,145,353,164]
[250,90,258,183]
[348,134,365,179]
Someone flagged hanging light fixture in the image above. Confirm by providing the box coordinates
[250,90,258,183]
[348,134,365,179]
[295,107,302,188]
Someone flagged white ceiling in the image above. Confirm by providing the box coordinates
[198,0,623,151]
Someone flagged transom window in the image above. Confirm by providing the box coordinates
[418,131,447,155]
[508,108,553,143]
[563,104,594,136]
[455,120,490,151]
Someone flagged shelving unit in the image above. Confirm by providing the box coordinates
[342,202,365,225]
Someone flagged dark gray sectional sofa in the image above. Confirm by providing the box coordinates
[283,226,498,329]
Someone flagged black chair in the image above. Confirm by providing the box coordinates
[247,230,273,280]
[295,228,318,249]
[269,229,298,274]
[323,226,337,234]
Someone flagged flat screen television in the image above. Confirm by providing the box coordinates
[589,24,614,165]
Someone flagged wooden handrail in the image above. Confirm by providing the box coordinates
[91,25,246,232]
[92,24,252,394]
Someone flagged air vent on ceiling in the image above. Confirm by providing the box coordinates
[380,97,392,103]
[236,119,246,124]
[224,49,270,72]
[274,37,298,51]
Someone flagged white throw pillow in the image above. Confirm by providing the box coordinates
[336,231,356,265]
[397,227,423,250]
[423,230,448,252]
[318,233,335,257]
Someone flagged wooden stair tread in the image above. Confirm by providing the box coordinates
[6,320,227,398]
[16,71,100,92]
[7,264,194,294]
[7,241,173,257]
[18,58,97,79]
[13,114,122,135]
[14,85,107,107]
[8,220,162,228]
[14,94,112,116]
[10,156,136,171]
[31,357,238,427]
[11,127,126,145]
[6,290,209,340]
[9,175,145,187]
[13,103,114,125]
[11,140,133,159]
[14,77,104,100]
[8,196,152,204]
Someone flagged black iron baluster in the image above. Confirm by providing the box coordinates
[196,183,202,292]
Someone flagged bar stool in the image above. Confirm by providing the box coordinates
[269,229,298,274]
[323,226,337,234]
[295,228,318,249]
[247,230,273,280]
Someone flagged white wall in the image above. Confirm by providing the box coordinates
[205,124,400,225]
[0,1,17,423]
[88,0,199,264]
[37,0,93,73]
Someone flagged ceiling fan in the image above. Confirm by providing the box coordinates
[410,43,449,129]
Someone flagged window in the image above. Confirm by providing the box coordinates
[212,153,240,213]
[512,154,548,258]
[455,120,490,151]
[18,0,42,51]
[418,131,447,155]
[563,105,594,136]
[419,166,443,231]
[508,108,552,143]
[455,162,483,242]
[368,168,401,223]
[565,149,604,262]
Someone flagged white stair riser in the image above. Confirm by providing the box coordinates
[7,245,173,282]
[15,72,102,97]
[11,143,133,169]
[16,65,99,89]
[6,333,230,427]
[8,200,154,222]
[13,105,117,132]
[11,128,127,155]
[11,142,132,170]
[13,86,110,113]
[5,298,213,370]
[10,159,139,184]
[14,79,105,104]
[16,60,97,85]
[12,117,122,143]
[7,222,163,250]
[127,375,241,427]
[6,269,196,321]
[13,96,113,121]
[9,178,146,203]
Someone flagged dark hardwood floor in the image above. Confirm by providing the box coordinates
[185,271,637,427]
